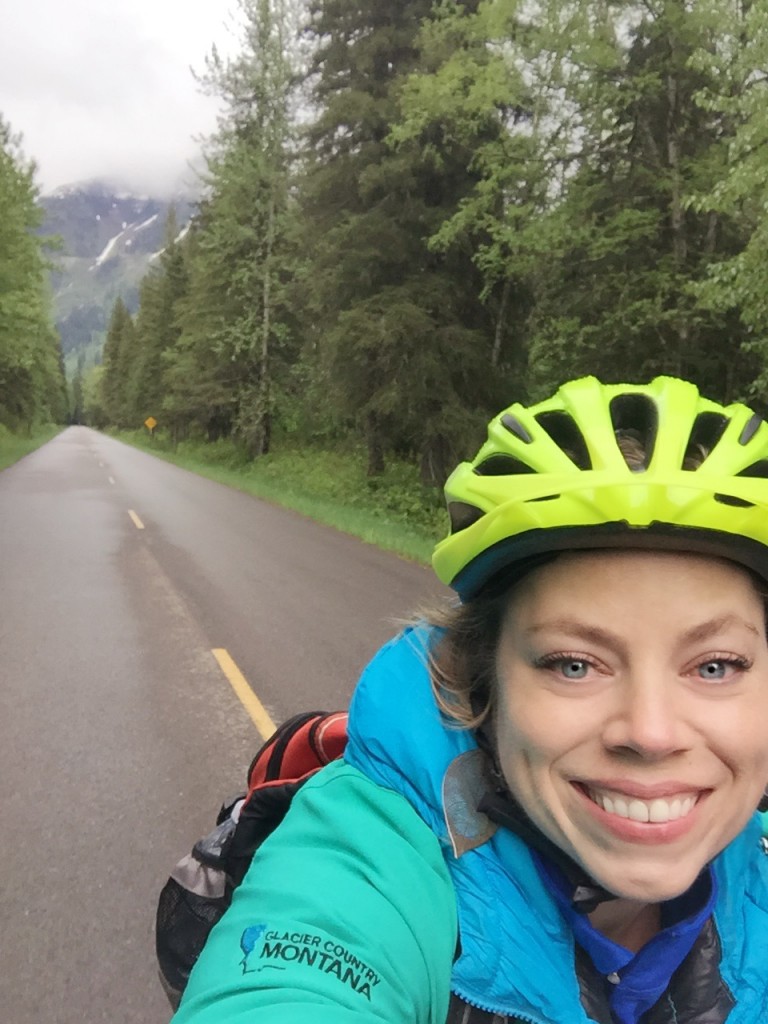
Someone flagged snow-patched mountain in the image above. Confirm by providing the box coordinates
[40,179,196,366]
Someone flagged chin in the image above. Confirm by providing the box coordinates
[590,863,704,904]
[606,880,692,904]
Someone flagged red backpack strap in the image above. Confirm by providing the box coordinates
[310,710,348,763]
[246,711,349,794]
[225,711,349,887]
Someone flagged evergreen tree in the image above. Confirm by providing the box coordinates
[526,0,745,398]
[392,1,758,403]
[162,220,238,443]
[300,0,496,482]
[82,365,108,429]
[166,0,299,455]
[688,0,768,402]
[130,211,189,428]
[100,297,137,426]
[0,116,66,429]
[392,0,542,382]
[71,355,85,425]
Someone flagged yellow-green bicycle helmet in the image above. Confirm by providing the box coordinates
[433,375,768,599]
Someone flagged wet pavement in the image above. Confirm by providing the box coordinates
[0,427,443,1023]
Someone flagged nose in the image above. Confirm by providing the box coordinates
[601,674,690,760]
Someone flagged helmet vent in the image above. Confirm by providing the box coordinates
[448,501,485,534]
[714,493,755,508]
[739,415,764,446]
[609,394,658,471]
[501,413,533,443]
[474,455,535,477]
[534,411,592,470]
[684,412,729,469]
[737,460,768,479]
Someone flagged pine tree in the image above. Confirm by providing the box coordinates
[130,211,189,428]
[71,355,85,425]
[523,1,755,398]
[389,2,761,403]
[166,0,299,455]
[687,0,768,402]
[100,297,137,426]
[300,0,496,482]
[0,116,66,429]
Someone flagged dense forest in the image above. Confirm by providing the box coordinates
[87,0,768,486]
[0,117,66,431]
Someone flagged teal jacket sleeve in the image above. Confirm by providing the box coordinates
[172,760,457,1024]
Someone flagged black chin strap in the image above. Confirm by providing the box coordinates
[474,728,618,914]
[477,789,618,913]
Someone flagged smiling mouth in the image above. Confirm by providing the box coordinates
[585,787,700,824]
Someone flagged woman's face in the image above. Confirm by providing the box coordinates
[494,549,768,903]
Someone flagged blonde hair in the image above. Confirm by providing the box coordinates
[426,588,510,729]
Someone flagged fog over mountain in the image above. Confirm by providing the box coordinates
[3,0,230,195]
[40,178,196,370]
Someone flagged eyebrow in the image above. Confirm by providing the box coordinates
[523,614,760,648]
[677,614,760,643]
[524,621,624,650]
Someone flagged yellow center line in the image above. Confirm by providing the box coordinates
[128,509,145,530]
[212,648,276,741]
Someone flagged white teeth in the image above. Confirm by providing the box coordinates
[628,800,650,823]
[649,799,672,823]
[589,789,697,823]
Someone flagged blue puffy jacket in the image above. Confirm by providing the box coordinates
[345,626,768,1023]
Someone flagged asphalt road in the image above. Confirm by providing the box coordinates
[0,427,446,1024]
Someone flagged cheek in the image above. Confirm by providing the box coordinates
[493,697,577,841]
[734,732,768,787]
[702,695,768,778]
[494,684,581,784]
[496,675,589,761]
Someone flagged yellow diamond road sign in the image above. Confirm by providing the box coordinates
[145,416,157,430]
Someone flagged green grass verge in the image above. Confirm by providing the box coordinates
[115,430,448,565]
[0,424,63,472]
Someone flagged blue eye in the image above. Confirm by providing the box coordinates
[698,660,726,680]
[560,659,589,679]
[534,652,600,679]
[691,653,752,683]
[700,663,724,679]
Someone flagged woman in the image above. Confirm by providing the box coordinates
[174,375,768,1023]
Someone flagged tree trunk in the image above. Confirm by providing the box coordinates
[420,433,452,488]
[491,279,512,369]
[666,60,688,377]
[366,412,385,477]
[258,193,276,457]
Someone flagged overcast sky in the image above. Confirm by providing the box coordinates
[1,0,239,196]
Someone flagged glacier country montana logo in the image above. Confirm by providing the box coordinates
[240,925,381,1000]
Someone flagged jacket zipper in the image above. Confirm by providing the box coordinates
[451,987,552,1024]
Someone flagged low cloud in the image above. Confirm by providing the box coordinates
[1,0,234,194]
